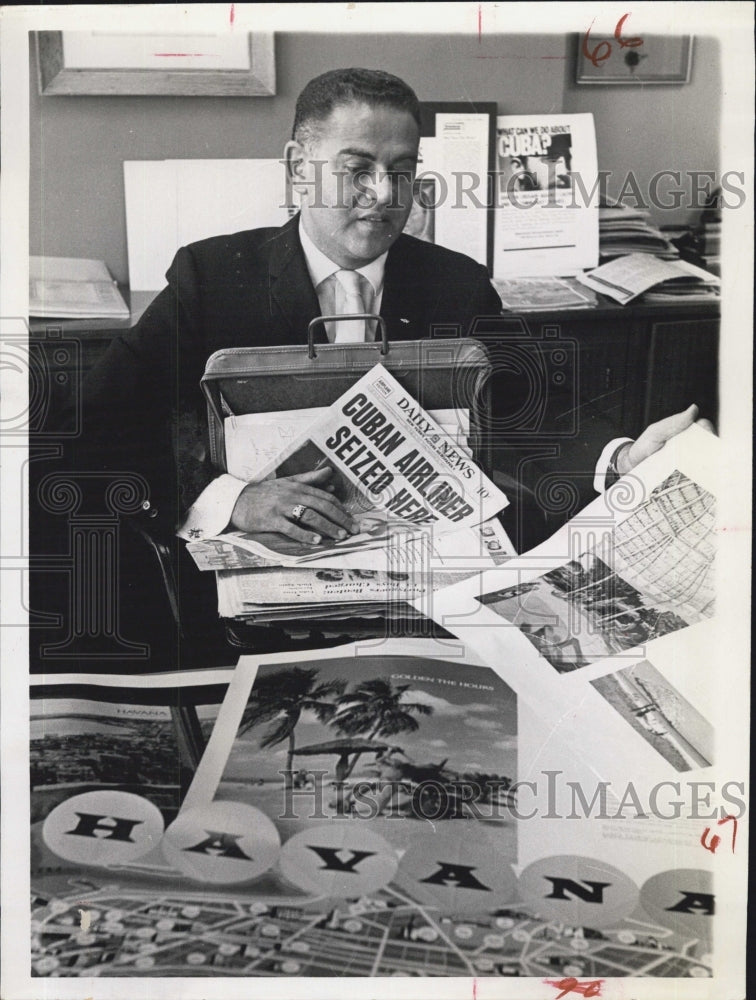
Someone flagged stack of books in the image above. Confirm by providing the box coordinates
[598,203,679,261]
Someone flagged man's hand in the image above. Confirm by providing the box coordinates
[231,467,357,544]
[616,404,715,476]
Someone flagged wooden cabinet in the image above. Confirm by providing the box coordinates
[31,291,719,439]
[641,316,719,428]
[494,299,719,439]
[29,291,154,432]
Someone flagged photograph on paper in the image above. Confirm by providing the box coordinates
[590,659,714,772]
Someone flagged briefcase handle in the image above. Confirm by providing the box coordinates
[307,313,388,359]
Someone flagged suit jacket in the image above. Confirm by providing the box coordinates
[67,216,505,531]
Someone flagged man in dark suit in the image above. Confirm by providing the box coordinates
[35,67,706,668]
[77,67,704,549]
[74,69,508,555]
[80,212,501,547]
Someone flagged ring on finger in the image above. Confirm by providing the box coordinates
[290,504,307,523]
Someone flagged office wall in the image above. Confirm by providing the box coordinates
[563,35,721,223]
[29,32,719,285]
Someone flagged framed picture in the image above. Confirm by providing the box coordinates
[36,30,276,96]
[416,101,497,272]
[575,33,693,85]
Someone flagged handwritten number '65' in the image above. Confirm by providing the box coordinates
[583,13,644,68]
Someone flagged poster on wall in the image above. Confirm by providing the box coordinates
[493,113,600,277]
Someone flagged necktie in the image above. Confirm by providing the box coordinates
[333,269,368,343]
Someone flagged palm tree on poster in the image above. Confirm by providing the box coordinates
[332,678,433,779]
[238,667,346,789]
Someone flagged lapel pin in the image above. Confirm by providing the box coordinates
[400,318,410,324]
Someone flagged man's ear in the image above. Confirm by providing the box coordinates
[284,140,309,195]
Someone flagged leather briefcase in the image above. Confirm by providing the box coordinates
[201,315,494,478]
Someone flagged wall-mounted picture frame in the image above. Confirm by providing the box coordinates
[36,30,276,96]
[575,34,693,85]
[417,101,497,272]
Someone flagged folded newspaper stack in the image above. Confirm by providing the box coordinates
[183,364,515,624]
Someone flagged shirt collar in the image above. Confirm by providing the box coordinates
[298,218,387,296]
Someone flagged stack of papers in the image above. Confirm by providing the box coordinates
[214,522,513,622]
[577,253,720,305]
[29,256,130,319]
[182,365,516,624]
[598,203,679,261]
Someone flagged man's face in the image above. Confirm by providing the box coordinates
[506,154,570,192]
[527,154,570,190]
[288,101,420,268]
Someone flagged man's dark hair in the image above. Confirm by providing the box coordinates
[292,68,421,147]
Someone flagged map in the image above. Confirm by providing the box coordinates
[31,877,712,979]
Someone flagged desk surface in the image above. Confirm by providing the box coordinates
[29,285,720,337]
[30,289,157,336]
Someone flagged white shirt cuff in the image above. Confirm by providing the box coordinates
[176,474,248,540]
[593,437,633,493]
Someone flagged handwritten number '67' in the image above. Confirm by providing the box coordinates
[583,13,644,68]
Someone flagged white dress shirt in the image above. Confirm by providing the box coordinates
[178,221,627,541]
[298,222,387,341]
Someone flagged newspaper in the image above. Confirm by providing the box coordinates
[215,516,514,618]
[253,364,506,527]
[187,516,400,569]
[186,363,507,568]
[225,406,471,484]
[189,513,514,573]
[6,7,751,999]
[492,275,597,311]
[216,568,429,617]
[201,519,514,624]
[493,113,599,278]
